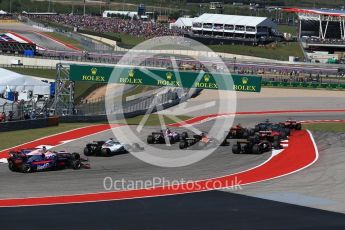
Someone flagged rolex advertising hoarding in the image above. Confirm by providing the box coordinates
[69,64,262,92]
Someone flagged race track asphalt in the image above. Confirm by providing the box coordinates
[15,30,76,51]
[1,191,345,230]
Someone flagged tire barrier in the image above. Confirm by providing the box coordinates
[0,116,59,132]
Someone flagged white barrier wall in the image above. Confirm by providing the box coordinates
[0,55,118,68]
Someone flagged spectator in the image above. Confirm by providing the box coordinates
[8,111,13,121]
[31,15,184,39]
[0,112,5,122]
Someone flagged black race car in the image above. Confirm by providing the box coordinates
[280,120,302,131]
[232,136,281,155]
[179,134,203,149]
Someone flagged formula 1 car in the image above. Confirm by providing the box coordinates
[254,120,290,139]
[7,148,88,173]
[84,139,144,156]
[232,136,279,154]
[147,129,188,144]
[179,134,203,149]
[225,124,255,139]
[179,133,228,149]
[280,119,302,131]
[255,130,285,144]
[254,119,273,132]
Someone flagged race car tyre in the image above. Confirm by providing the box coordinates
[175,134,181,142]
[167,136,175,144]
[179,141,188,149]
[284,128,291,136]
[261,141,271,151]
[273,141,280,150]
[147,135,154,144]
[273,135,280,142]
[253,134,260,142]
[220,139,229,146]
[181,132,188,140]
[8,161,15,172]
[102,148,111,157]
[83,147,93,156]
[248,136,258,144]
[252,144,262,154]
[21,164,31,173]
[232,144,241,154]
[71,152,81,160]
[72,160,82,170]
[296,123,302,130]
[248,129,255,136]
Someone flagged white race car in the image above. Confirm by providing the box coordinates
[84,139,143,156]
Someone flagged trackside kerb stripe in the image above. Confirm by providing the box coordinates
[34,31,81,51]
[7,31,34,44]
[0,124,121,159]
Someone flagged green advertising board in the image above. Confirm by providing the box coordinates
[69,64,262,92]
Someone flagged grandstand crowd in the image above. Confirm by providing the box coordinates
[31,15,184,39]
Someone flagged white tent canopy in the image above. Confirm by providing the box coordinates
[170,17,195,29]
[193,13,276,28]
[0,10,8,15]
[0,97,11,104]
[0,68,50,95]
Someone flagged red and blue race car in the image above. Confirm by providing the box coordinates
[7,147,89,173]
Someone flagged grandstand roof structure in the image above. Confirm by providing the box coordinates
[192,13,276,28]
[284,8,345,48]
[283,8,345,17]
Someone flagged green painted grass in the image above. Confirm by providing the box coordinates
[115,114,192,126]
[0,123,105,151]
[104,32,146,49]
[209,42,304,61]
[303,123,345,132]
[42,32,84,50]
[4,67,56,79]
[278,25,298,36]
